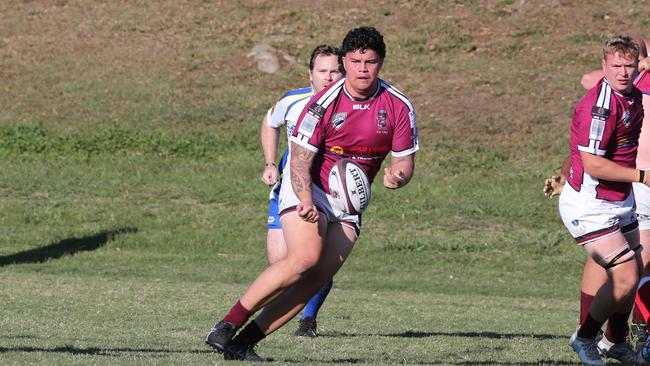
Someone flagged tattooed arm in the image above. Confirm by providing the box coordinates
[290,142,319,222]
[383,153,415,190]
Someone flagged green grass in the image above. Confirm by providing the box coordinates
[2,0,648,364]
[0,150,585,365]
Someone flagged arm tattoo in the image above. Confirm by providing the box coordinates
[290,143,315,196]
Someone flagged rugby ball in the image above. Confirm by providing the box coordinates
[328,159,371,215]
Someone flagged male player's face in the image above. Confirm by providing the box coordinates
[602,51,638,93]
[343,49,383,98]
[310,54,343,93]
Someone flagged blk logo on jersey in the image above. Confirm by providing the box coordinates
[377,109,388,133]
[353,104,370,110]
[331,112,347,130]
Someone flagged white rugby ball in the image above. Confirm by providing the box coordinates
[328,159,371,215]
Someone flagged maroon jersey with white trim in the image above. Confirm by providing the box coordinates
[291,78,419,192]
[567,78,643,201]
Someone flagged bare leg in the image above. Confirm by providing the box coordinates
[238,212,327,312]
[266,228,287,265]
[584,231,640,322]
[639,229,650,274]
[254,221,357,335]
[582,257,607,298]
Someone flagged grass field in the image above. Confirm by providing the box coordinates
[2,1,650,364]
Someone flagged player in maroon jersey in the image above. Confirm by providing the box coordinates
[204,26,418,361]
[545,36,650,364]
[555,35,647,366]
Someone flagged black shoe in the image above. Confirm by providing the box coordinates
[224,341,266,362]
[205,320,238,352]
[294,317,318,337]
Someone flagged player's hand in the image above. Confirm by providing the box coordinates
[543,175,564,198]
[383,167,405,189]
[261,166,278,186]
[296,200,319,223]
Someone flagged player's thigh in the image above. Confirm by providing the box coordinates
[280,211,328,268]
[312,222,358,280]
[584,231,636,269]
[640,230,650,269]
[266,229,287,265]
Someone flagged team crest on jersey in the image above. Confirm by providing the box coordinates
[622,110,631,127]
[377,109,388,133]
[331,112,347,130]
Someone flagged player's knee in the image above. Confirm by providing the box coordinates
[615,275,640,298]
[286,253,320,276]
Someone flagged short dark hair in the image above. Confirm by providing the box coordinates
[340,26,386,59]
[309,44,340,71]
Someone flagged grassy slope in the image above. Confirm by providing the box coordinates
[2,0,650,364]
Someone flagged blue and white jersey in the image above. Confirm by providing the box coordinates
[266,87,313,229]
[266,87,313,145]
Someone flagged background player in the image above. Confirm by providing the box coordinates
[544,35,650,365]
[555,35,645,365]
[205,26,419,361]
[260,44,343,337]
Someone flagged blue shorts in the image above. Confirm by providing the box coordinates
[267,180,282,229]
[267,149,288,230]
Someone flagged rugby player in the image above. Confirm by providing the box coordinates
[554,35,645,365]
[544,35,650,365]
[260,44,343,337]
[205,26,419,361]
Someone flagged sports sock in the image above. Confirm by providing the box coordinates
[302,280,333,320]
[232,320,266,347]
[223,300,252,327]
[580,291,594,325]
[578,313,605,339]
[636,277,650,325]
[604,311,630,344]
[581,291,621,338]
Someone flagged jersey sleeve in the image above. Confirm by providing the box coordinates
[575,94,618,157]
[266,98,290,129]
[289,98,326,153]
[391,104,419,157]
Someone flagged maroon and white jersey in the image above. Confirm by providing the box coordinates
[567,78,643,201]
[290,78,419,193]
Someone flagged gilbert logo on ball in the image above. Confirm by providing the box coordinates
[328,159,371,215]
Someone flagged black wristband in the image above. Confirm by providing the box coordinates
[640,170,646,184]
[265,162,276,167]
